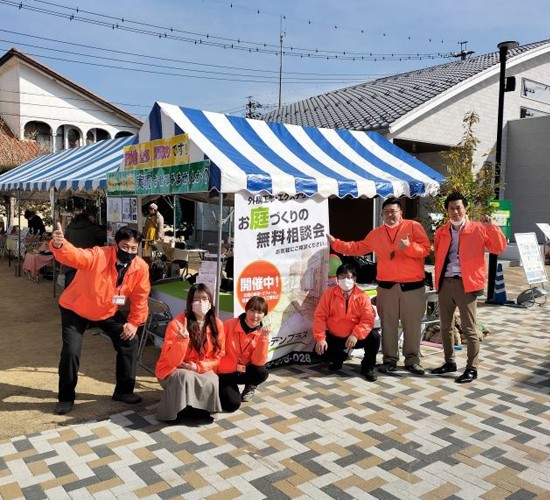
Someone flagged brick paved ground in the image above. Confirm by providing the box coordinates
[1,266,549,499]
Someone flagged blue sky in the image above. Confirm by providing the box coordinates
[1,0,549,122]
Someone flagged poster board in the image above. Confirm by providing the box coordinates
[233,192,329,367]
[536,223,550,241]
[515,232,548,284]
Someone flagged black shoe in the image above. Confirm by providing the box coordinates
[431,362,458,375]
[241,385,257,402]
[405,363,425,376]
[55,401,73,415]
[455,368,477,384]
[112,392,142,404]
[378,361,397,373]
[364,370,378,382]
[328,361,343,371]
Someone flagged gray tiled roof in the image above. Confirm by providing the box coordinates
[263,40,550,131]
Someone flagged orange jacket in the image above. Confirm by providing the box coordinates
[218,317,269,374]
[331,220,430,283]
[49,240,150,326]
[313,285,375,341]
[434,221,507,293]
[155,313,225,380]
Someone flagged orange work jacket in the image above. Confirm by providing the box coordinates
[50,240,150,326]
[434,220,507,293]
[312,285,375,341]
[155,313,225,380]
[217,317,269,374]
[331,220,430,283]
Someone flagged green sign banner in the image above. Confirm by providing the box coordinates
[107,160,210,195]
[489,199,512,239]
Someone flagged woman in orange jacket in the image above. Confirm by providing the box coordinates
[155,283,225,422]
[218,296,271,412]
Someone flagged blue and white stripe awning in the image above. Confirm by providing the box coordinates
[0,136,136,192]
[139,102,444,198]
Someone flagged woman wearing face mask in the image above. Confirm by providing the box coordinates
[218,296,271,412]
[313,264,380,381]
[155,283,225,423]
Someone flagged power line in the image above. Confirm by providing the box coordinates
[190,0,449,45]
[0,28,391,78]
[0,0,451,61]
[0,44,383,84]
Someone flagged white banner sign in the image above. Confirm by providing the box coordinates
[233,192,329,367]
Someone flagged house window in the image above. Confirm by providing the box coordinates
[522,78,550,105]
[520,107,548,119]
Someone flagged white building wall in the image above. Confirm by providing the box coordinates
[391,53,550,172]
[0,59,21,135]
[17,64,138,143]
[505,115,550,241]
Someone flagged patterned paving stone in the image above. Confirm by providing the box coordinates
[1,300,550,498]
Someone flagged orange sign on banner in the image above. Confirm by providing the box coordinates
[236,260,282,313]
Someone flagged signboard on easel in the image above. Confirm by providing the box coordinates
[515,232,548,285]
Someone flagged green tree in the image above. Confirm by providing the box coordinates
[427,111,497,227]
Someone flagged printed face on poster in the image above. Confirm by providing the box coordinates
[233,192,329,366]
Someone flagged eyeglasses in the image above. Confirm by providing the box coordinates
[382,209,401,215]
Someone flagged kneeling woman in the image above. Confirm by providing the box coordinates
[218,296,270,412]
[155,283,225,421]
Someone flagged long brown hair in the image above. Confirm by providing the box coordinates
[185,283,221,358]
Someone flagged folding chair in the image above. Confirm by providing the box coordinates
[137,297,173,374]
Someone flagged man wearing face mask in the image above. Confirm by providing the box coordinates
[313,264,380,381]
[49,223,150,415]
[327,197,430,376]
[432,192,506,383]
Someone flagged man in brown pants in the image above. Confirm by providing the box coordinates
[327,197,430,375]
[432,191,506,383]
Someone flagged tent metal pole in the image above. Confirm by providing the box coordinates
[16,189,21,277]
[51,188,57,298]
[215,192,223,309]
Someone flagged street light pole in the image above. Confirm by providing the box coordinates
[487,40,518,302]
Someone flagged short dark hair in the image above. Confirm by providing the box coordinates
[245,296,269,315]
[382,197,402,210]
[444,191,469,209]
[114,226,141,243]
[336,263,357,278]
[24,210,34,219]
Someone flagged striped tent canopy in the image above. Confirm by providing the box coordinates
[139,102,444,198]
[0,136,136,192]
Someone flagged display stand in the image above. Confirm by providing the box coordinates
[515,231,548,308]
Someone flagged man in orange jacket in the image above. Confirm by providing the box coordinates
[327,197,430,376]
[50,224,150,415]
[313,263,380,381]
[431,192,507,383]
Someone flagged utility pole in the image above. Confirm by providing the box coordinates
[245,96,263,119]
[278,16,285,110]
[451,40,474,60]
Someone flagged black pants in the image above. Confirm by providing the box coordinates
[325,329,381,371]
[58,306,138,403]
[218,364,269,413]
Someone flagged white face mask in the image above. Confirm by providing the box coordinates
[337,278,355,292]
[192,301,211,316]
[451,217,466,227]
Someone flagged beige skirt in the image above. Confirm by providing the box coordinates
[157,369,222,421]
